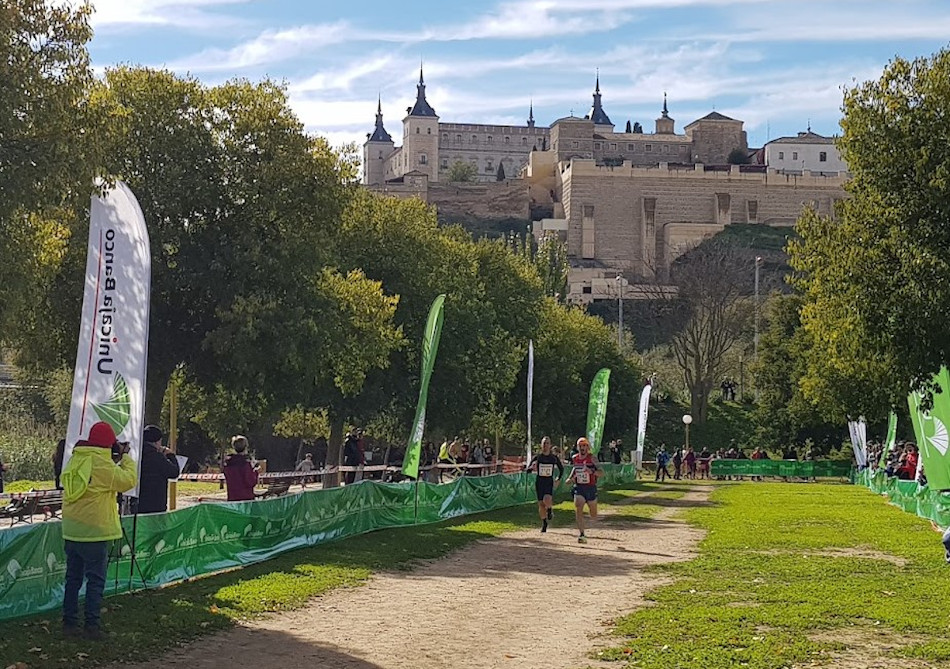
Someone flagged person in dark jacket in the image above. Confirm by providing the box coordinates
[223,435,259,501]
[136,425,180,514]
[343,429,362,484]
[53,439,66,490]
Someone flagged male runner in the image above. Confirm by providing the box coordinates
[529,436,564,532]
[569,437,601,543]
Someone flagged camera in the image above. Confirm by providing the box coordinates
[112,441,130,462]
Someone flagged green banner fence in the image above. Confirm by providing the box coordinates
[857,468,950,527]
[710,459,853,478]
[0,465,639,622]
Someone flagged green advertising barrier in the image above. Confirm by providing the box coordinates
[858,469,950,527]
[0,465,638,622]
[710,459,853,478]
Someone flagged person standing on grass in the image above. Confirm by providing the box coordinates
[529,436,564,533]
[223,435,259,501]
[655,444,670,482]
[672,446,683,480]
[569,437,601,544]
[685,446,697,480]
[61,421,137,641]
[136,425,180,514]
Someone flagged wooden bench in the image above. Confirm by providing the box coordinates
[0,491,62,526]
[256,484,290,499]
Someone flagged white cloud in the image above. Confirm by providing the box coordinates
[169,22,353,72]
[90,0,252,30]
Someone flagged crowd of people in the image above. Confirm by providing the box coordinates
[869,440,925,483]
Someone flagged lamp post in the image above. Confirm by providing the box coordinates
[616,272,623,350]
[682,414,692,450]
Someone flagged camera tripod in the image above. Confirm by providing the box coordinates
[108,496,150,595]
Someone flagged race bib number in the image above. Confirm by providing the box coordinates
[538,464,554,477]
[574,468,591,485]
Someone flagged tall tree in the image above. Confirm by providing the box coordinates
[447,160,477,183]
[789,48,950,415]
[0,1,100,339]
[659,243,753,423]
[19,68,402,425]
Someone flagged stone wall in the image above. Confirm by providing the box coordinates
[559,161,846,280]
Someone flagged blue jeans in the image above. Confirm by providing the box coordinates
[63,540,109,628]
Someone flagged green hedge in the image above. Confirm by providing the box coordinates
[0,433,56,483]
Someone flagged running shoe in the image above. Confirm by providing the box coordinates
[578,535,587,544]
[546,508,553,521]
[541,519,548,533]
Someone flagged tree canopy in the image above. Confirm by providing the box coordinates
[789,47,950,418]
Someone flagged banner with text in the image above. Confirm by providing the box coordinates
[64,183,151,494]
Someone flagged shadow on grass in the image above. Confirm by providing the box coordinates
[0,482,661,668]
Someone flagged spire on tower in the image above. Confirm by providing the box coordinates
[588,71,612,127]
[528,99,535,127]
[662,92,669,118]
[367,97,393,143]
[408,64,437,117]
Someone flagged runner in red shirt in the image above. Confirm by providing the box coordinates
[569,437,601,544]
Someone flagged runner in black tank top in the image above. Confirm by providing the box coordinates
[529,436,564,532]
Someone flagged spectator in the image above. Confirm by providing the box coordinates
[295,453,315,473]
[933,521,950,564]
[61,421,137,640]
[655,445,671,482]
[223,435,259,501]
[136,425,180,514]
[53,439,66,490]
[343,429,362,484]
[482,439,494,467]
[616,438,625,463]
[698,446,711,479]
[609,440,622,465]
[313,436,328,470]
[685,446,697,479]
[672,446,683,480]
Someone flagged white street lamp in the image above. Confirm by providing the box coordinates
[682,414,692,449]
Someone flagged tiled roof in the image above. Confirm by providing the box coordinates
[768,131,835,145]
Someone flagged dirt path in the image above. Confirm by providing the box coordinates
[123,488,710,669]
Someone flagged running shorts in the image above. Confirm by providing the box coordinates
[535,477,554,500]
[572,484,597,502]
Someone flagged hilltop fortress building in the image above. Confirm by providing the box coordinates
[364,71,846,302]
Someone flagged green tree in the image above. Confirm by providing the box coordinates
[447,160,477,183]
[727,147,750,165]
[753,295,841,453]
[0,1,100,340]
[19,68,403,428]
[789,48,950,416]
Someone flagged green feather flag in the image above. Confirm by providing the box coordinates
[402,295,446,479]
[585,368,611,454]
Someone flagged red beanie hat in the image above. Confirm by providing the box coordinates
[86,421,118,448]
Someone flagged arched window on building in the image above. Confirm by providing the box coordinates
[427,127,431,134]
[504,136,510,144]
[471,134,478,144]
[522,137,528,145]
[487,136,493,144]
[416,127,420,134]
[419,153,427,165]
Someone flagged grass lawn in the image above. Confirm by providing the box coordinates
[599,482,950,668]
[0,481,672,668]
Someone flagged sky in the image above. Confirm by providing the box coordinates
[86,0,950,150]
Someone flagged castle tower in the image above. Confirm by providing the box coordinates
[655,93,675,135]
[362,96,394,185]
[588,72,614,134]
[400,65,440,182]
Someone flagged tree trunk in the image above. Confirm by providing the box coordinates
[324,417,345,488]
[144,366,172,425]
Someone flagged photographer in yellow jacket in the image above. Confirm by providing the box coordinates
[60,421,137,641]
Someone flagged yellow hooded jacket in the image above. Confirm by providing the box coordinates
[61,447,137,542]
